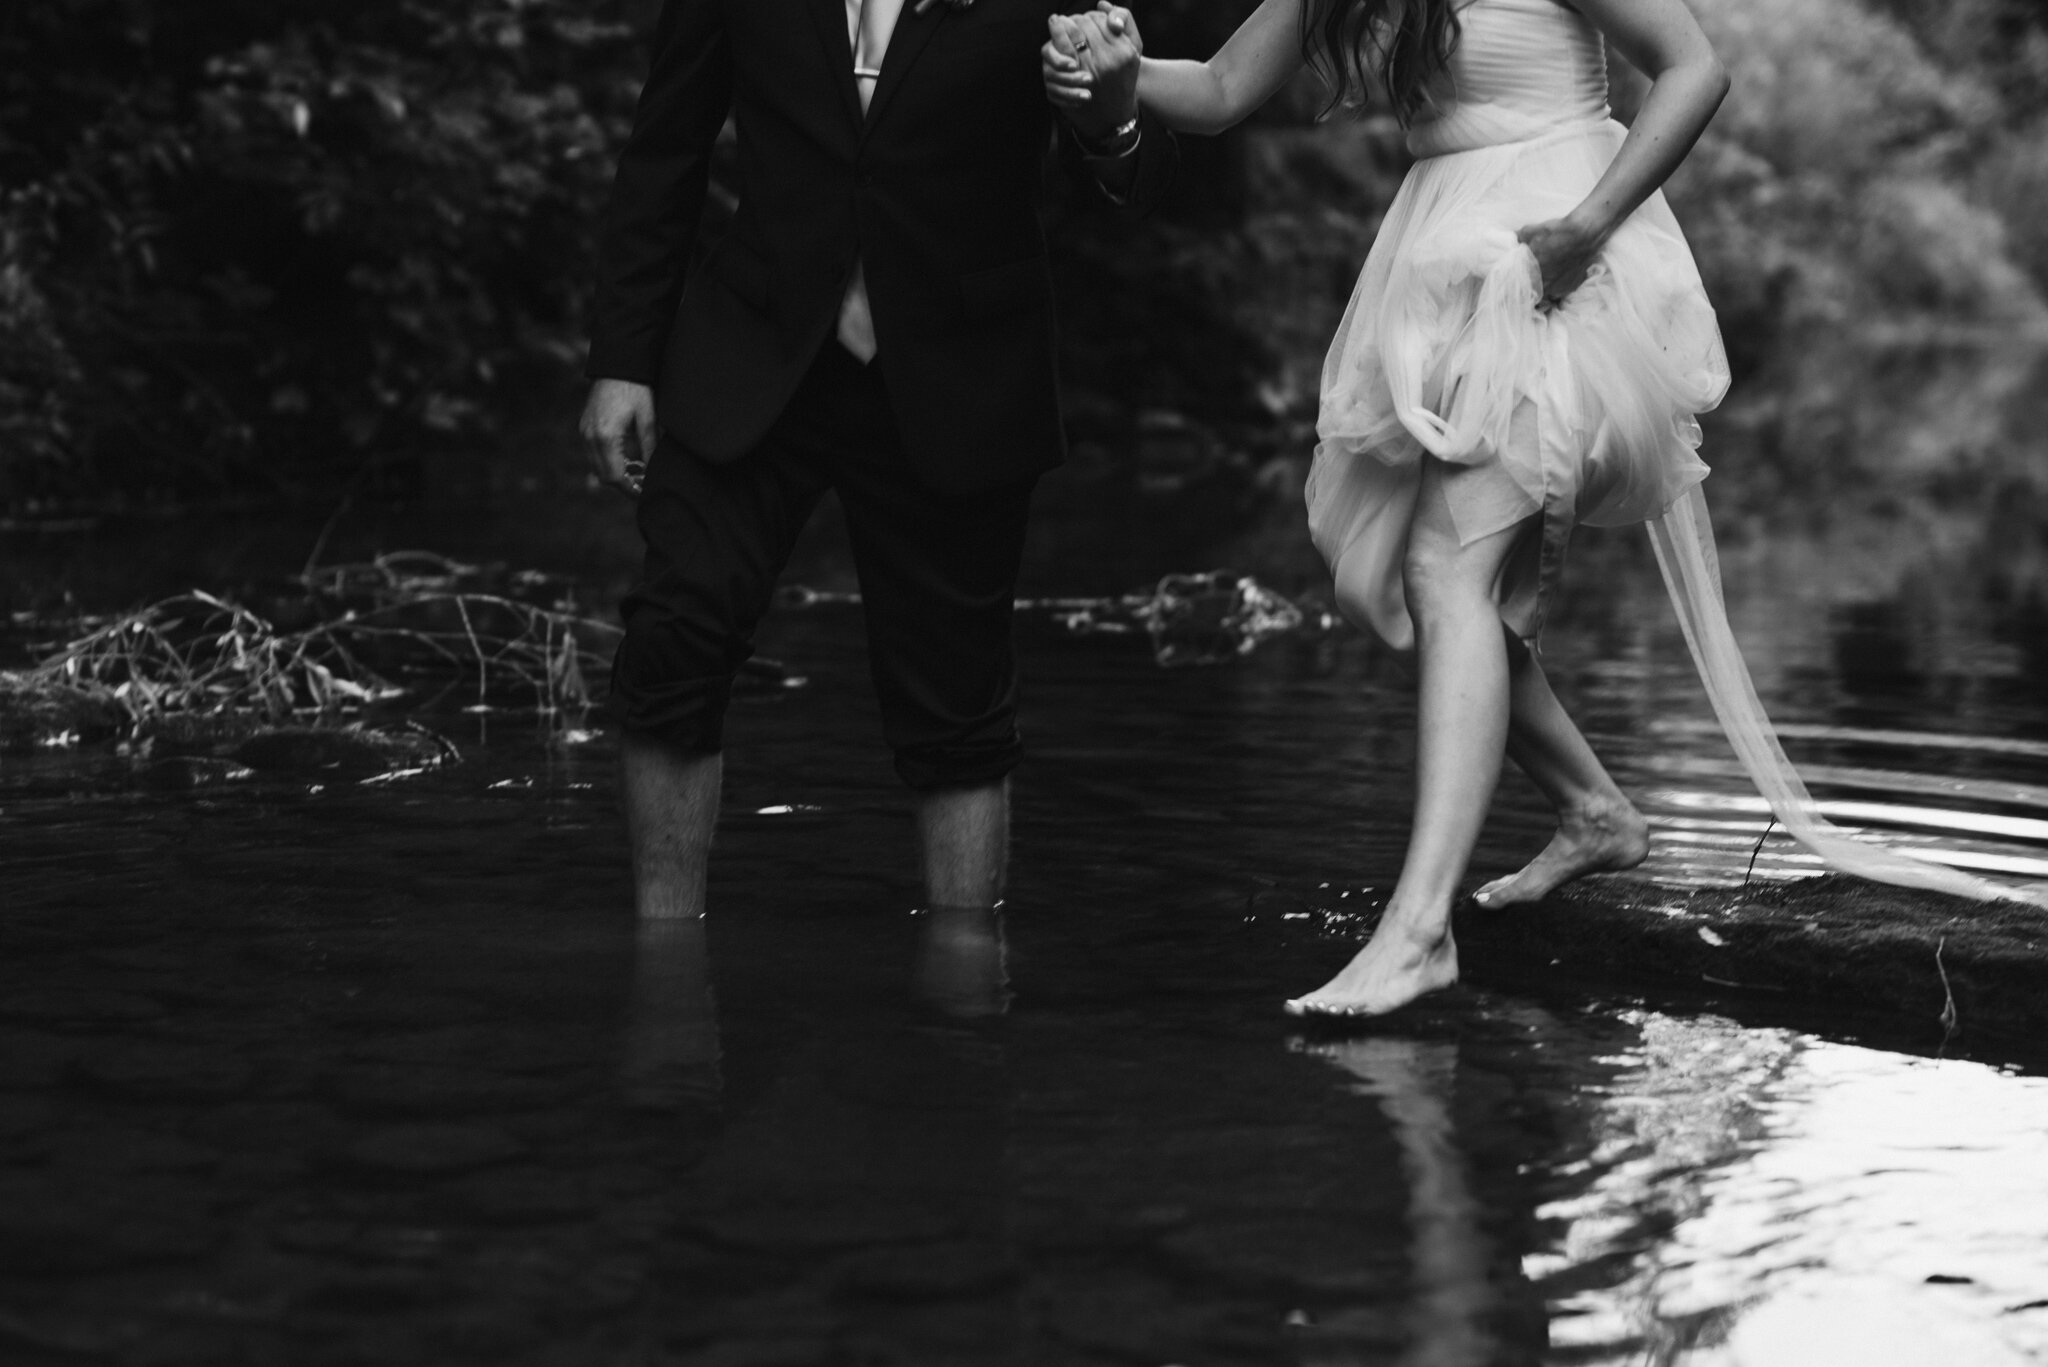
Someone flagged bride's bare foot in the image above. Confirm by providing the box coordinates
[1474,799,1650,907]
[1284,923,1460,1018]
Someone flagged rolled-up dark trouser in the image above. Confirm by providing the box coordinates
[607,342,1035,791]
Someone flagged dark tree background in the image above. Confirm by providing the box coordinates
[1,0,647,508]
[5,0,2048,562]
[0,0,1296,515]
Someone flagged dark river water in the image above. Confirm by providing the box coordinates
[5,501,2048,1365]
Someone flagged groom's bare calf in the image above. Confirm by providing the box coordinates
[622,733,722,922]
[622,729,1011,922]
[917,781,1009,909]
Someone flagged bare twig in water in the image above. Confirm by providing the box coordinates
[1743,816,1778,891]
[27,552,619,726]
[1936,935,1960,1044]
[453,594,489,711]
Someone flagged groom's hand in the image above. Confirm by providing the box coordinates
[1049,5,1143,143]
[1043,17,1093,114]
[581,378,658,497]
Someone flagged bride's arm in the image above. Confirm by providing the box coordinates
[1569,0,1729,234]
[1137,0,1307,135]
[1046,0,1306,138]
[1521,0,1729,298]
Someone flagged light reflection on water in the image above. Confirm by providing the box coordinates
[1533,1015,2048,1366]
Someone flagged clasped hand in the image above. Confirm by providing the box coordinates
[1042,2,1142,140]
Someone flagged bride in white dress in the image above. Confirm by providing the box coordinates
[1047,0,2048,1018]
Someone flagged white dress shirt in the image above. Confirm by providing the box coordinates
[836,0,906,362]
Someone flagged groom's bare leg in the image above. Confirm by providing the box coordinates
[918,779,1009,907]
[914,781,1011,1016]
[622,732,723,922]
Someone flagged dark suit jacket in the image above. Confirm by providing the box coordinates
[584,0,1176,493]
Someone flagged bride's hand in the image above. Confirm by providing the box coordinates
[1515,216,1605,310]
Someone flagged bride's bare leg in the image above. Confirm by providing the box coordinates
[1289,464,1523,1017]
[1475,637,1650,906]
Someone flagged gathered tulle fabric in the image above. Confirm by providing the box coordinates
[1306,0,2048,907]
[1652,488,2048,908]
[1309,120,1727,648]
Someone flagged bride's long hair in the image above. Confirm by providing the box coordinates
[1300,0,1463,125]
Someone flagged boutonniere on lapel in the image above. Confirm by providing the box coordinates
[911,0,975,13]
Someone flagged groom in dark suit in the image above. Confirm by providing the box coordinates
[580,0,1170,921]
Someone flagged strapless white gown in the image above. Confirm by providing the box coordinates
[1305,0,2048,907]
[1309,0,1723,647]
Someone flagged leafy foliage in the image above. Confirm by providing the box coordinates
[5,0,2048,574]
[0,0,641,506]
[1658,0,2048,542]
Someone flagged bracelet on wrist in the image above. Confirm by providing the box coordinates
[1083,114,1142,157]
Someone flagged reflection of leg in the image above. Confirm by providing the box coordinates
[915,784,1013,1016]
[913,900,1011,1019]
[1314,1038,1496,1367]
[1477,637,1648,907]
[620,913,722,1111]
[1291,463,1523,1016]
[623,736,721,922]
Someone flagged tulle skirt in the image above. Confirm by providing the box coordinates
[1303,117,2048,908]
[1306,118,1730,650]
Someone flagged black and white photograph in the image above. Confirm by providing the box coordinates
[4,0,2048,1361]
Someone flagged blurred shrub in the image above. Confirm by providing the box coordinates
[1649,0,2048,540]
[0,0,640,509]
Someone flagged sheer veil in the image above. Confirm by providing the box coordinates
[1651,485,2048,909]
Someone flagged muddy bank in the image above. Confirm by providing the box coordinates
[1442,874,2048,1049]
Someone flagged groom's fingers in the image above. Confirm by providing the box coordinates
[584,422,643,496]
[1075,16,1130,71]
[632,405,659,464]
[1042,31,1088,72]
[1101,4,1142,53]
[1042,38,1094,94]
[1079,10,1130,49]
[611,434,648,496]
[589,432,628,492]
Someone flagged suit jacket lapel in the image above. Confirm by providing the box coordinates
[863,2,950,135]
[808,0,864,130]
